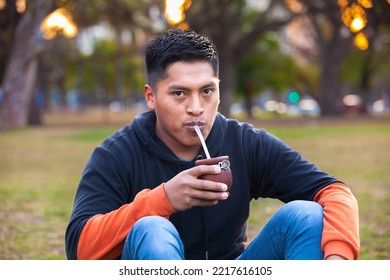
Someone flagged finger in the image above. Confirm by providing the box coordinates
[194,178,228,192]
[192,192,230,207]
[191,164,221,177]
[189,187,229,201]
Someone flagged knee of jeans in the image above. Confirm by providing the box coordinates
[135,216,167,226]
[133,216,169,229]
[133,216,172,231]
[283,200,324,225]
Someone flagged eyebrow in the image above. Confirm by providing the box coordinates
[167,81,218,91]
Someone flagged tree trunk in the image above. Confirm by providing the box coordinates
[317,29,352,115]
[114,23,124,102]
[358,51,373,114]
[219,58,236,117]
[0,0,22,84]
[317,57,344,115]
[0,0,53,130]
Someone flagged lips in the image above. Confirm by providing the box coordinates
[185,121,206,131]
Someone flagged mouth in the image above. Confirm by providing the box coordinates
[185,121,206,132]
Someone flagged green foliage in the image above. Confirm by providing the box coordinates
[61,39,145,101]
[89,40,117,93]
[236,33,302,99]
[341,49,367,86]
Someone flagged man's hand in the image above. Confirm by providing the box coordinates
[163,165,229,211]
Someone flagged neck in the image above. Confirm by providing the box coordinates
[174,147,201,161]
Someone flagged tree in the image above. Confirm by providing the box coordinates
[287,0,390,115]
[284,0,354,115]
[0,0,160,130]
[0,0,55,130]
[351,0,390,112]
[236,33,298,117]
[69,0,159,103]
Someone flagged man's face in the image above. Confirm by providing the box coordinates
[145,61,220,160]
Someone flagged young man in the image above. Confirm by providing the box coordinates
[65,29,359,260]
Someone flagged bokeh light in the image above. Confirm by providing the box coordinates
[165,0,192,25]
[40,8,78,40]
[288,91,301,104]
[0,0,26,12]
[341,3,367,33]
[353,32,369,50]
[358,0,373,8]
[16,0,26,13]
[350,15,366,33]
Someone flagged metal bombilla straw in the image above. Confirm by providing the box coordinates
[194,125,211,159]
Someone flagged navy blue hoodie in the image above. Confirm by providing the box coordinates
[65,110,339,260]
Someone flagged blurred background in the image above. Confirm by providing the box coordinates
[0,0,389,260]
[1,0,390,128]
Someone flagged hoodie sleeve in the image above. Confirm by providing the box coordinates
[313,182,360,260]
[77,184,175,260]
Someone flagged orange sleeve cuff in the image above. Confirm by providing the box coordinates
[314,182,360,260]
[323,240,356,260]
[77,184,176,259]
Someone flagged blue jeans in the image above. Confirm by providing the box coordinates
[121,200,324,260]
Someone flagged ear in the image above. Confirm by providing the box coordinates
[144,84,155,110]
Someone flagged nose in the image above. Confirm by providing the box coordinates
[187,94,204,116]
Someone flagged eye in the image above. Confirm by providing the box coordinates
[173,91,185,97]
[203,88,214,95]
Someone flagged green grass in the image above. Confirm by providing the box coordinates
[0,115,389,259]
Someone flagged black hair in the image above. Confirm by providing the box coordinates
[145,29,219,88]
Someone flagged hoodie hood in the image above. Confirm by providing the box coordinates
[132,110,228,163]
